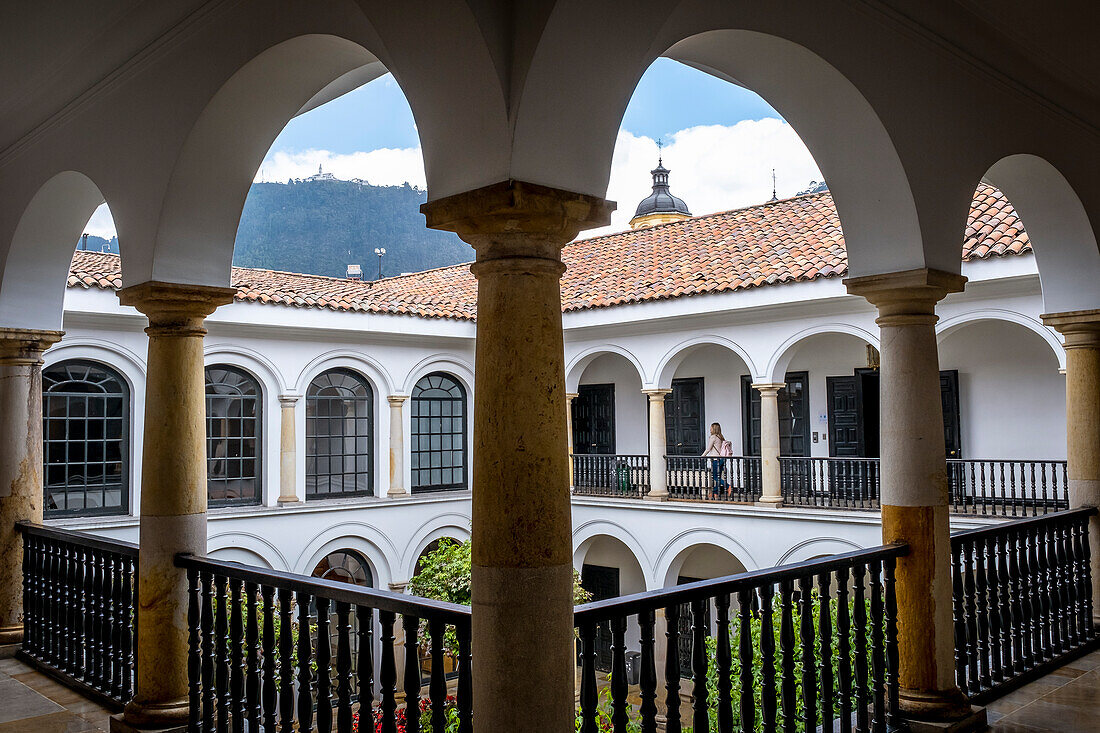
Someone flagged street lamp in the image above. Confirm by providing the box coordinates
[374,247,386,279]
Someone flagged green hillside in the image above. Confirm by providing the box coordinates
[232,179,471,278]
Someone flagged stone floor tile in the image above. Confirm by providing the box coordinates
[10,674,88,706]
[0,679,64,724]
[999,699,1100,732]
[0,659,32,676]
[0,711,103,733]
[987,722,1055,733]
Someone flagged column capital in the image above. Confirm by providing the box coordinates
[844,268,966,324]
[118,281,236,336]
[0,328,63,363]
[421,180,614,263]
[641,388,672,399]
[278,394,300,406]
[751,382,786,395]
[387,393,409,405]
[1041,308,1100,349]
[388,581,409,593]
[565,392,579,400]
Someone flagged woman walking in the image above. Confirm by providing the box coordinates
[702,422,732,497]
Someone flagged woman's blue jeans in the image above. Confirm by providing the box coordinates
[710,458,728,491]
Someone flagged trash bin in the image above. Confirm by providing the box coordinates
[624,651,642,685]
[616,463,631,493]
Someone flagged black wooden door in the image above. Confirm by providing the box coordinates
[581,564,620,672]
[857,369,880,458]
[665,378,705,456]
[573,384,615,454]
[827,376,860,457]
[940,370,962,458]
[741,373,810,457]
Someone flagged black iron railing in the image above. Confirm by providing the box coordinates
[947,459,1068,516]
[175,554,472,733]
[573,544,907,732]
[780,457,882,509]
[572,454,649,497]
[951,507,1096,703]
[16,521,137,706]
[665,455,762,502]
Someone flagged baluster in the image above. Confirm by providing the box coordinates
[355,607,374,733]
[260,586,277,733]
[1038,463,1048,513]
[378,611,397,733]
[884,558,900,730]
[335,603,352,733]
[1077,518,1094,641]
[836,571,852,733]
[83,544,94,682]
[105,554,118,696]
[297,592,314,733]
[639,610,658,733]
[985,537,1003,685]
[42,539,53,666]
[950,542,967,693]
[456,619,472,733]
[779,581,796,733]
[245,583,261,733]
[691,599,709,731]
[229,577,245,733]
[715,593,734,733]
[578,621,598,733]
[402,614,420,733]
[852,563,869,733]
[1014,527,1032,669]
[1069,520,1086,643]
[760,586,778,733]
[962,543,979,694]
[91,548,104,686]
[1031,526,1049,660]
[59,543,71,674]
[429,619,447,733]
[315,597,332,733]
[869,562,885,733]
[19,535,32,659]
[975,540,991,691]
[799,575,817,732]
[122,555,134,700]
[978,462,987,515]
[278,592,294,733]
[215,575,230,733]
[68,543,81,676]
[664,603,682,733]
[1052,523,1069,654]
[187,568,202,733]
[202,572,216,733]
[818,572,834,733]
[612,615,629,732]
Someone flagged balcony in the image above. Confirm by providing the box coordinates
[4,507,1095,732]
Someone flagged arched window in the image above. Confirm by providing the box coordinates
[306,369,373,499]
[411,372,467,492]
[311,549,374,587]
[205,365,262,506]
[42,360,129,517]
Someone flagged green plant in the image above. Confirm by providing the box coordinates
[575,674,642,732]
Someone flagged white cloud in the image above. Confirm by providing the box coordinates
[591,118,822,236]
[84,203,117,239]
[256,147,426,188]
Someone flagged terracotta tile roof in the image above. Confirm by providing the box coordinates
[67,183,1029,321]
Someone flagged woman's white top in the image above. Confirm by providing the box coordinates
[702,434,723,457]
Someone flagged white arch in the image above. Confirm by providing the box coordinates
[983,155,1100,314]
[654,529,759,589]
[571,520,654,589]
[204,343,288,396]
[776,537,864,566]
[652,334,757,389]
[936,309,1065,371]
[207,531,289,571]
[659,542,749,589]
[401,353,475,396]
[1,171,107,330]
[765,324,880,383]
[293,521,398,589]
[565,345,647,393]
[401,512,472,581]
[294,349,397,397]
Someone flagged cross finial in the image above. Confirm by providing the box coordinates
[770,168,778,202]
[656,138,663,165]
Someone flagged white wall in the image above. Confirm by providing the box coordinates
[576,353,646,454]
[938,320,1066,460]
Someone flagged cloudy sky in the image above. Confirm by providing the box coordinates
[84,59,823,239]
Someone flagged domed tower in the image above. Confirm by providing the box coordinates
[629,158,692,229]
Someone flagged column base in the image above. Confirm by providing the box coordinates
[0,642,19,659]
[0,624,23,646]
[643,492,669,502]
[387,488,410,498]
[755,497,784,508]
[114,699,189,733]
[902,707,987,733]
[276,497,300,506]
[899,687,977,722]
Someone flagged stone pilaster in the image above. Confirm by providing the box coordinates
[277,395,299,504]
[1042,309,1100,623]
[846,268,975,724]
[115,281,234,730]
[0,328,62,646]
[753,383,785,505]
[422,180,613,731]
[387,395,409,497]
[643,389,673,500]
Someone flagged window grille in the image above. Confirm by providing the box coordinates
[306,368,374,499]
[205,365,262,506]
[410,372,467,492]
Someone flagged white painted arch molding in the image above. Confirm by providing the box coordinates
[571,519,656,591]
[652,334,758,390]
[765,324,880,384]
[399,512,472,582]
[294,349,398,398]
[653,528,759,589]
[565,344,648,393]
[936,309,1066,372]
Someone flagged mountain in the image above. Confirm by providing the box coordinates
[76,234,120,254]
[797,180,829,196]
[232,179,471,279]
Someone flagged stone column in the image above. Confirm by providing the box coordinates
[643,389,672,500]
[116,282,234,730]
[387,395,409,497]
[1042,309,1100,622]
[0,329,62,646]
[846,269,974,723]
[422,180,613,731]
[566,393,577,490]
[754,383,785,505]
[277,395,299,504]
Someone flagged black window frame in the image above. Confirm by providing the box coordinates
[205,365,263,507]
[305,368,375,500]
[410,372,467,493]
[741,372,811,457]
[42,359,130,518]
